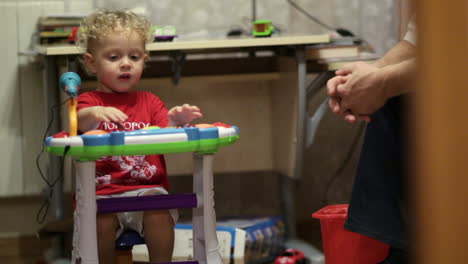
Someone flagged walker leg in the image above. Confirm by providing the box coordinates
[73,161,99,264]
[192,154,222,264]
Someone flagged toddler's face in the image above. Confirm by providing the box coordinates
[86,30,147,93]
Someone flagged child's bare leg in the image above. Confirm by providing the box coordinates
[96,213,119,264]
[144,210,175,262]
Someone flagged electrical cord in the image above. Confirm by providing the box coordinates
[36,98,70,224]
[285,0,355,37]
[321,121,366,206]
[286,0,333,31]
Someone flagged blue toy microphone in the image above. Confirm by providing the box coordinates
[59,72,81,98]
[59,72,81,136]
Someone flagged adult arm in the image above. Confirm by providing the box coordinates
[327,39,416,122]
[373,39,416,68]
[334,57,416,119]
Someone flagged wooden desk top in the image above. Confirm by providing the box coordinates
[35,34,330,56]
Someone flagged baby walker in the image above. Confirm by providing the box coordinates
[45,72,240,264]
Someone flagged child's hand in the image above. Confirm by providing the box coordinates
[78,106,127,132]
[92,106,128,123]
[168,104,203,127]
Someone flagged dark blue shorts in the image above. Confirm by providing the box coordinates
[344,96,408,250]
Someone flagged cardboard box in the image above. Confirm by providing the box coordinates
[133,217,285,264]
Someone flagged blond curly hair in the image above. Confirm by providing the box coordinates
[77,10,151,53]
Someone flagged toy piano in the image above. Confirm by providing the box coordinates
[46,123,239,159]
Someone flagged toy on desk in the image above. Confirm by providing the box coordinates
[252,19,275,37]
[39,26,80,44]
[37,16,82,44]
[67,26,79,44]
[152,25,177,42]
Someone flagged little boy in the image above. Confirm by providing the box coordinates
[77,10,202,263]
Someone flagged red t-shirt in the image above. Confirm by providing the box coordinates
[77,91,170,195]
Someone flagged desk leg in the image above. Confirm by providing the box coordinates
[294,47,307,182]
[73,161,98,264]
[305,71,335,147]
[306,71,334,98]
[293,54,335,178]
[192,153,222,264]
[42,56,66,258]
[284,50,333,244]
[280,50,329,262]
[282,47,308,238]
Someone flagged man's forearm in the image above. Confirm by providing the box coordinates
[380,58,417,98]
[374,40,416,68]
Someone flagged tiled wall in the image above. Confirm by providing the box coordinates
[0,2,24,196]
[0,0,93,197]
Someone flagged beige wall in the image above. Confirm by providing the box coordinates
[0,0,93,197]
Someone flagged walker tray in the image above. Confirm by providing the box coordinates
[46,123,239,159]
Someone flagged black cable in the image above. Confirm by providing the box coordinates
[321,121,366,206]
[286,0,334,31]
[36,98,69,224]
[36,186,53,225]
[285,0,355,37]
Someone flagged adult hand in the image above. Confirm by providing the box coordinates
[336,62,387,115]
[326,73,371,123]
[328,61,388,122]
[168,104,203,127]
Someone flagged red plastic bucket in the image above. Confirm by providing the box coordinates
[312,204,389,264]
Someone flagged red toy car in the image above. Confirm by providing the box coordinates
[274,248,307,264]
